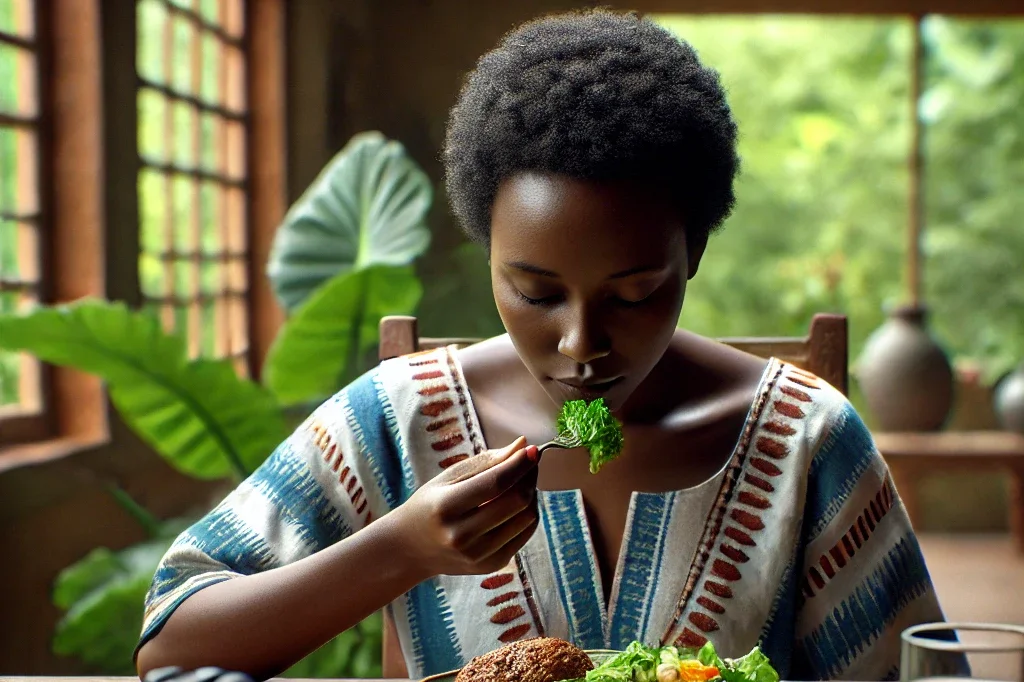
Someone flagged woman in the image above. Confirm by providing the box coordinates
[136,10,946,681]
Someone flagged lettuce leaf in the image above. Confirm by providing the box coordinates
[563,641,778,682]
[720,647,780,682]
[693,642,779,682]
[584,642,661,682]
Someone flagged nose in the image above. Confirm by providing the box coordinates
[557,304,611,365]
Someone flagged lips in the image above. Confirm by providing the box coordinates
[553,376,624,402]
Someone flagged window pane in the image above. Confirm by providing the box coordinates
[223,44,245,112]
[136,0,249,373]
[138,87,167,162]
[171,13,194,94]
[0,43,37,117]
[198,112,217,171]
[199,180,219,253]
[137,0,168,84]
[0,3,40,414]
[223,0,244,39]
[171,174,193,252]
[0,0,34,37]
[138,167,167,253]
[198,0,218,25]
[171,98,194,168]
[200,32,220,105]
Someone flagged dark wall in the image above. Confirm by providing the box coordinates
[286,0,597,317]
[0,416,224,673]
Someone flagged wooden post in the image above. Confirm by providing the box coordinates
[907,14,925,308]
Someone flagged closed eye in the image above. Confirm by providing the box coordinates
[516,289,562,306]
[614,294,652,308]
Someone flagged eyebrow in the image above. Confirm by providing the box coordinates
[506,261,666,280]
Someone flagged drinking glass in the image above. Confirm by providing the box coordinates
[901,622,1024,682]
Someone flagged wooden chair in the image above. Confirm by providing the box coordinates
[379,313,849,394]
[376,312,847,678]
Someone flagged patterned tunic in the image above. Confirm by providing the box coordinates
[139,347,948,680]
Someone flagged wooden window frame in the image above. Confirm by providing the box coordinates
[0,0,106,457]
[0,0,286,468]
[134,0,285,379]
[137,0,253,375]
[0,0,51,445]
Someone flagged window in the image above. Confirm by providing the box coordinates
[136,0,249,375]
[0,0,44,427]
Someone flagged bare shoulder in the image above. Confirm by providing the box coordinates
[456,334,521,381]
[658,329,771,419]
[674,329,769,385]
[455,334,539,401]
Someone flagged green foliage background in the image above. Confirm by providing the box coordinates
[650,15,1024,383]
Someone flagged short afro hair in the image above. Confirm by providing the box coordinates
[443,10,740,248]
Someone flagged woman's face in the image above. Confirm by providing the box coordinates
[490,171,703,413]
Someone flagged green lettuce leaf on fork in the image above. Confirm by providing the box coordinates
[553,398,625,473]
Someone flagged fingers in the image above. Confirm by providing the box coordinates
[465,505,540,566]
[455,464,539,536]
[441,437,527,485]
[446,440,539,513]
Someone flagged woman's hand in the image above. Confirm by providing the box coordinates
[395,437,540,577]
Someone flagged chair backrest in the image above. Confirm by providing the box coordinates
[376,312,848,678]
[379,313,849,394]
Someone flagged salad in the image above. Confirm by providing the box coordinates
[562,641,780,682]
[552,398,625,474]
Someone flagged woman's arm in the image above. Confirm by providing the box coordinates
[137,437,540,681]
[136,507,424,680]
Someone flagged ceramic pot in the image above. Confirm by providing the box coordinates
[856,304,954,432]
[994,363,1024,434]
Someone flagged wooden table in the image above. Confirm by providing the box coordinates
[0,678,877,682]
[875,430,1024,552]
[0,675,403,679]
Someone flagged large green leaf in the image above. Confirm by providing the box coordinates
[0,300,289,479]
[264,265,422,407]
[52,532,179,674]
[267,131,432,312]
[416,242,506,339]
[283,613,383,679]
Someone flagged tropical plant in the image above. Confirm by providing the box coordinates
[266,132,432,313]
[0,131,430,676]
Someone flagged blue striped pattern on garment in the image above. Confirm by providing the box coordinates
[609,492,674,648]
[404,580,463,675]
[805,403,879,541]
[150,563,183,599]
[343,369,405,509]
[795,535,932,678]
[540,491,607,649]
[373,370,416,502]
[179,504,278,575]
[138,574,235,650]
[758,548,801,678]
[248,441,350,552]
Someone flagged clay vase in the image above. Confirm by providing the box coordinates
[856,304,954,432]
[994,363,1024,434]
